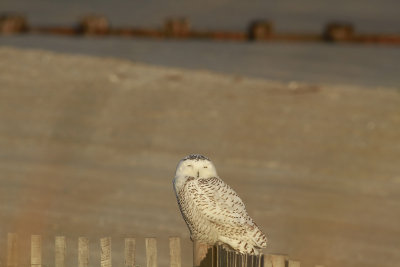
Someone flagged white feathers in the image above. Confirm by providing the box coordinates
[174,154,217,193]
[173,154,267,254]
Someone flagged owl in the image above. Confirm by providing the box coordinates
[173,154,267,254]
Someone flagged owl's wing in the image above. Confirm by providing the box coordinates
[195,177,254,227]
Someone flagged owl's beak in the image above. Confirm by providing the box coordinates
[197,171,199,178]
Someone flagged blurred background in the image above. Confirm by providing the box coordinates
[0,1,400,267]
[1,0,400,87]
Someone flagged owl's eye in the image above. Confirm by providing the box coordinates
[187,165,193,167]
[203,166,208,168]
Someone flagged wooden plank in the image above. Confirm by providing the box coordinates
[215,245,220,267]
[7,233,18,267]
[193,241,209,267]
[169,237,181,267]
[145,238,157,267]
[288,260,300,267]
[221,246,226,267]
[243,253,248,267]
[234,251,239,267]
[124,238,136,267]
[270,254,286,267]
[228,250,234,267]
[100,237,112,267]
[55,236,66,267]
[212,245,218,267]
[31,235,42,267]
[258,254,264,267]
[203,247,265,267]
[263,254,273,267]
[78,237,89,267]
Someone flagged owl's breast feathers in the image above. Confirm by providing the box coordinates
[196,177,250,226]
[176,176,267,253]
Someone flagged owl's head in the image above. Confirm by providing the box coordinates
[173,154,218,191]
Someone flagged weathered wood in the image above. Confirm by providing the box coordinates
[196,244,264,267]
[145,238,157,267]
[258,254,264,267]
[244,253,248,267]
[100,237,112,267]
[31,235,42,267]
[55,236,66,267]
[219,245,223,267]
[2,234,307,267]
[228,250,235,267]
[124,238,136,267]
[78,237,89,267]
[7,233,18,267]
[193,241,212,267]
[169,237,181,267]
[288,260,300,267]
[235,253,241,267]
[270,254,286,267]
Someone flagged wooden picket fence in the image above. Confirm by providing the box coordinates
[4,233,323,267]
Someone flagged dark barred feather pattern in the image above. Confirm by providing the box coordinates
[176,176,267,254]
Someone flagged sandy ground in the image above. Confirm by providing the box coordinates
[0,47,399,267]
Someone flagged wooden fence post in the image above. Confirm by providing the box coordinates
[258,253,264,267]
[265,254,286,267]
[55,236,66,267]
[124,238,136,267]
[100,237,112,267]
[31,235,42,267]
[272,254,286,267]
[145,238,157,267]
[288,260,300,267]
[7,233,18,267]
[264,254,272,267]
[169,237,181,267]
[193,241,211,267]
[194,243,264,267]
[1,234,312,267]
[78,237,89,267]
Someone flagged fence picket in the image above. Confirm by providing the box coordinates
[145,238,157,267]
[193,241,210,267]
[78,237,89,267]
[124,238,136,267]
[169,237,181,267]
[2,233,315,267]
[270,254,286,267]
[100,237,112,267]
[31,235,41,267]
[7,233,18,267]
[288,260,300,267]
[263,254,272,267]
[55,236,66,267]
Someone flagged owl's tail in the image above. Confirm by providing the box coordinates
[250,224,268,249]
[219,226,267,255]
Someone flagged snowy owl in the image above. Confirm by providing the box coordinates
[173,154,267,254]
